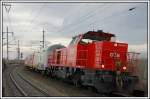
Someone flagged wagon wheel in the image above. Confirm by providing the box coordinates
[45,68,50,76]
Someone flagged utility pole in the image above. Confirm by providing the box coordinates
[40,28,45,48]
[2,3,12,62]
[3,26,13,61]
[42,29,45,48]
[7,27,9,60]
[17,40,20,61]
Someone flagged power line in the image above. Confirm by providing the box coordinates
[18,5,37,33]
[30,4,46,25]
[20,3,46,33]
[57,4,111,33]
[63,3,107,29]
[5,8,14,33]
[58,4,143,35]
[86,4,143,30]
[101,5,144,31]
[55,4,113,34]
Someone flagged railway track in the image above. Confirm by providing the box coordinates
[24,66,145,97]
[9,67,50,97]
[6,65,146,97]
[9,72,28,96]
[18,73,50,96]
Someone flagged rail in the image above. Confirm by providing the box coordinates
[9,67,50,96]
[9,71,28,96]
[18,73,50,96]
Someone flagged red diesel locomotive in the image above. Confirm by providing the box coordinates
[25,30,140,94]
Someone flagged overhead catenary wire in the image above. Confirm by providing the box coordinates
[57,4,144,35]
[19,3,46,33]
[27,3,137,38]
[6,9,14,34]
[87,4,143,29]
[18,4,39,34]
[98,5,145,26]
[14,3,111,35]
[60,3,108,31]
[57,3,112,33]
[54,4,116,34]
[19,3,102,34]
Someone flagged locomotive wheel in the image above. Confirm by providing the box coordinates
[51,71,56,78]
[73,80,81,87]
[73,74,81,87]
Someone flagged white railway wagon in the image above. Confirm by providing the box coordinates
[25,44,65,73]
[32,52,40,69]
[25,54,34,68]
[36,48,49,71]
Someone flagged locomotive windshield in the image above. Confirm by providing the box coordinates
[69,30,116,45]
[69,36,79,45]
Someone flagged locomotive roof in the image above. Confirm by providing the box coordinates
[81,30,115,41]
[84,30,115,38]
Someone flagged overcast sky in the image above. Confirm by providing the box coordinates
[2,2,148,59]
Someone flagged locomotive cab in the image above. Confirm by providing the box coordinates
[71,30,139,93]
[73,30,128,72]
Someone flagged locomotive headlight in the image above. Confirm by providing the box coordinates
[123,66,126,70]
[101,64,105,68]
[114,43,117,47]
